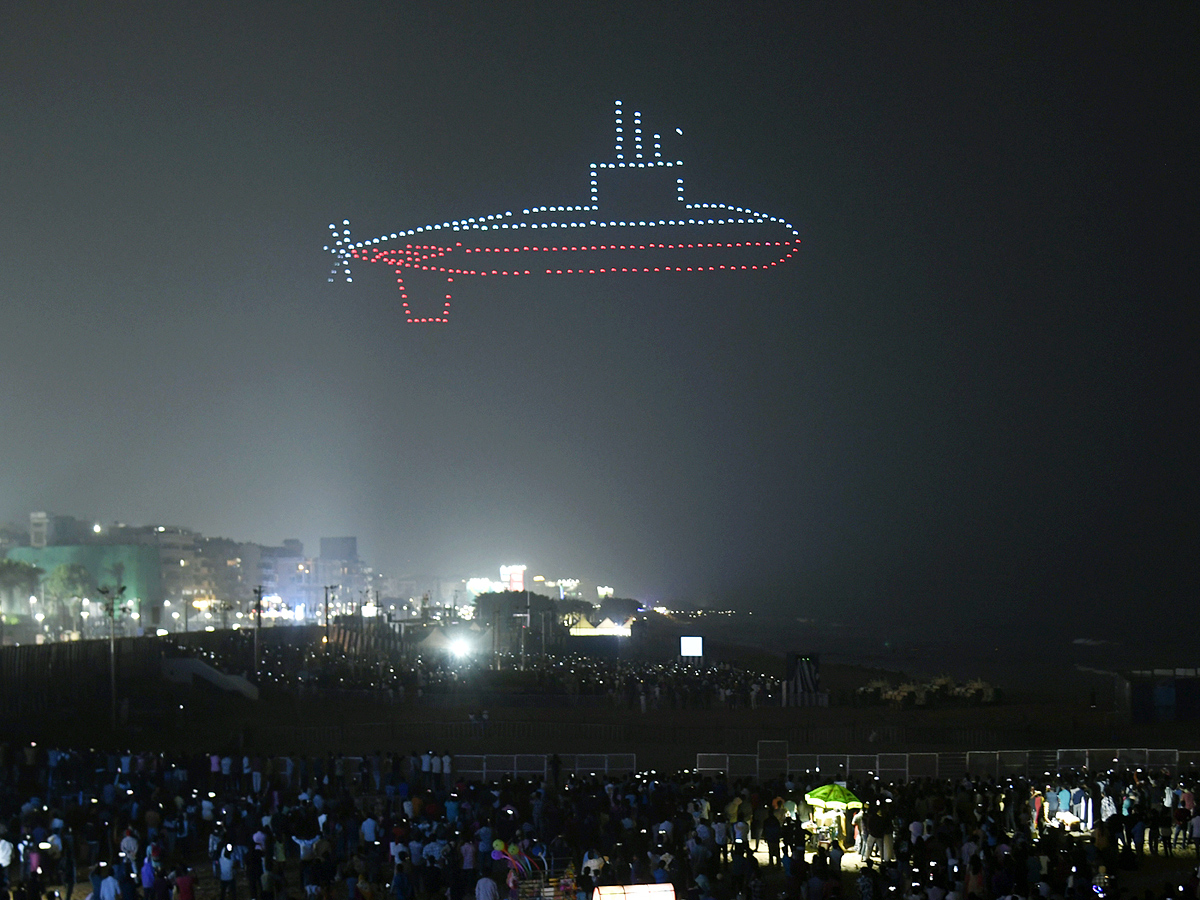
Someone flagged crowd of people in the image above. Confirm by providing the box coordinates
[170,635,781,711]
[2,742,1199,900]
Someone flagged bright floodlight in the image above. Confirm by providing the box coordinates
[680,636,703,657]
[450,639,470,658]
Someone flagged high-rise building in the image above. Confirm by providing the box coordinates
[500,564,526,592]
[316,537,367,613]
[320,537,357,561]
[29,512,96,548]
[101,524,215,627]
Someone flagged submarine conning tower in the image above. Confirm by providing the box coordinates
[590,100,686,220]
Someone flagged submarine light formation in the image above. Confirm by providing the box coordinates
[325,101,800,323]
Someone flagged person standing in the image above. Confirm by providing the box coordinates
[763,814,781,867]
[475,873,499,900]
[856,861,878,900]
[58,823,78,900]
[245,841,264,900]
[218,843,239,900]
[389,859,413,900]
[420,752,433,791]
[174,864,197,900]
[97,864,120,900]
[852,808,866,856]
[459,833,477,887]
[0,825,13,895]
[430,754,443,793]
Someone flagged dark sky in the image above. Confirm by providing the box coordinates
[2,2,1195,640]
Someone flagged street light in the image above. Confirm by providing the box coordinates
[322,585,338,642]
[252,585,264,676]
[98,584,127,732]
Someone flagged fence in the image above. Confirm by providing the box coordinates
[696,747,1200,780]
[0,626,320,717]
[452,753,637,780]
[251,718,634,755]
[255,752,635,790]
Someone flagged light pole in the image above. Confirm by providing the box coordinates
[98,584,127,732]
[322,585,338,642]
[518,591,531,671]
[252,585,264,676]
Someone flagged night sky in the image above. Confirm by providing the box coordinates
[2,3,1195,643]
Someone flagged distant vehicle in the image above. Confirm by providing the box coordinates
[326,101,800,323]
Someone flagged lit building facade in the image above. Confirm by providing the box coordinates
[499,564,526,592]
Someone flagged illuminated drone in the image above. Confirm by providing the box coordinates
[326,101,800,323]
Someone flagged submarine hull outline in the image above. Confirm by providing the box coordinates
[325,101,800,323]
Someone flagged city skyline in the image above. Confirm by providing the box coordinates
[2,508,619,607]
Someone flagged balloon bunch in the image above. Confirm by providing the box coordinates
[556,862,578,900]
[491,840,545,878]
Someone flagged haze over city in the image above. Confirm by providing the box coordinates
[2,3,1194,653]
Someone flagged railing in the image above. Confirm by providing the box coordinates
[252,719,635,754]
[258,752,635,788]
[697,747,1200,780]
[452,753,637,780]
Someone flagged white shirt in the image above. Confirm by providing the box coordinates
[293,836,318,861]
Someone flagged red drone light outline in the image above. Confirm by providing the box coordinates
[326,101,800,323]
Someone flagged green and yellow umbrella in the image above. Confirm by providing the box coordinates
[803,784,863,810]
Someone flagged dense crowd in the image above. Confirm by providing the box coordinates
[2,743,1199,900]
[169,637,780,710]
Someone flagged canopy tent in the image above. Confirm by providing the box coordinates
[418,629,451,650]
[568,618,596,636]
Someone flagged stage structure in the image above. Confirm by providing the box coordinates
[785,652,828,707]
[325,101,801,323]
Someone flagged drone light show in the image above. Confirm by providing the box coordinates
[325,101,800,323]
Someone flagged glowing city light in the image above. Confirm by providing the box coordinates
[326,102,800,323]
[499,564,527,592]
